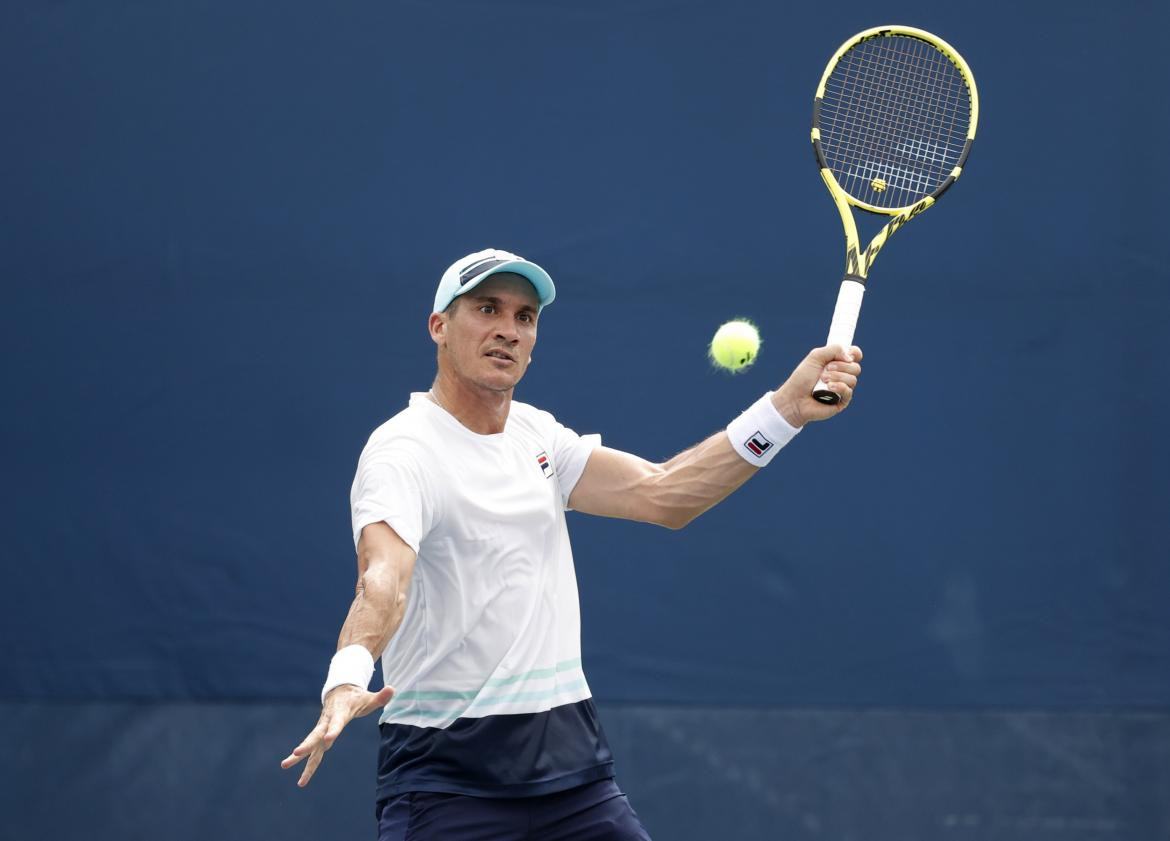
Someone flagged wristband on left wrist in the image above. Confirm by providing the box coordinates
[320,644,375,704]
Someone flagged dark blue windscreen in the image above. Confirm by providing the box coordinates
[1,0,1168,710]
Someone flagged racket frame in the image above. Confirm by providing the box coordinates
[809,25,979,403]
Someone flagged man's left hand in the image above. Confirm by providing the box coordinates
[280,684,394,787]
[771,344,863,427]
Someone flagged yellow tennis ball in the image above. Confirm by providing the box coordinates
[709,319,760,373]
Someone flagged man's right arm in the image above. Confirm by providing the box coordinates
[280,521,417,787]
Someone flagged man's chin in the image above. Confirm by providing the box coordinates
[474,368,524,393]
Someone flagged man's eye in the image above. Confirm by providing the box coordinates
[480,305,495,314]
[518,313,532,323]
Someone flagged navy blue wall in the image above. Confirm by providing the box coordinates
[3,0,1169,838]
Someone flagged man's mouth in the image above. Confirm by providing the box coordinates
[485,349,515,363]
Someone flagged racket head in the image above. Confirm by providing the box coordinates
[811,26,979,216]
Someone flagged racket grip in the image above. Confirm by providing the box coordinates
[813,277,865,405]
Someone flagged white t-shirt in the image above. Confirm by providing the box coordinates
[350,392,601,730]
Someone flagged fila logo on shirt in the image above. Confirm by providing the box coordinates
[535,451,554,479]
[744,432,773,458]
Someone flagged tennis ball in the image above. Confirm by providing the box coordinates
[708,319,760,373]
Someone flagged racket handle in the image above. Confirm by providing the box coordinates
[813,277,866,405]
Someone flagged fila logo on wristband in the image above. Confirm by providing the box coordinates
[744,432,774,457]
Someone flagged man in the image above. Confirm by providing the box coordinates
[281,248,863,839]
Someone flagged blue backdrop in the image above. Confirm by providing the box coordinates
[3,0,1168,838]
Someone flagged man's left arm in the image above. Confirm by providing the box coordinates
[568,344,862,529]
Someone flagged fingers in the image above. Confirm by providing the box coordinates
[299,746,326,787]
[822,358,860,377]
[805,345,846,367]
[809,343,862,365]
[281,718,328,769]
[322,710,349,747]
[356,685,395,718]
[822,380,853,405]
[816,350,860,408]
[281,713,341,788]
[815,351,860,394]
[280,707,340,785]
[819,367,858,389]
[281,686,395,786]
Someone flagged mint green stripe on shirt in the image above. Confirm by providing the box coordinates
[396,678,589,718]
[466,677,588,709]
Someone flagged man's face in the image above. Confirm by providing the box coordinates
[432,272,540,393]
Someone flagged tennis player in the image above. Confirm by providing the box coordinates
[281,248,862,840]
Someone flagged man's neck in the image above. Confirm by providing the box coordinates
[429,374,512,435]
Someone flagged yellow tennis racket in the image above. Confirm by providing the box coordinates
[811,26,980,404]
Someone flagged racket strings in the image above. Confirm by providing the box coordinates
[830,40,963,203]
[819,34,971,209]
[827,38,964,203]
[831,39,966,205]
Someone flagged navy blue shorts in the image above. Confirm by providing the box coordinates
[376,778,653,840]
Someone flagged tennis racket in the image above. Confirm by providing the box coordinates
[811,26,979,403]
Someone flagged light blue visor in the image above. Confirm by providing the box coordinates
[433,249,556,313]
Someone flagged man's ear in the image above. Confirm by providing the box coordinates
[428,311,447,346]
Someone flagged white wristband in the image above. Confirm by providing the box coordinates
[725,391,801,467]
[320,644,375,704]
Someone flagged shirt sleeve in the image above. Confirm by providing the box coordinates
[548,419,602,508]
[349,445,433,553]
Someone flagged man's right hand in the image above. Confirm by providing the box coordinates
[280,684,395,787]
